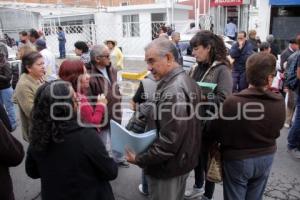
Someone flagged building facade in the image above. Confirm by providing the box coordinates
[2,0,156,7]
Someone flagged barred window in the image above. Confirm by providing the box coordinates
[122,14,140,37]
[61,20,83,34]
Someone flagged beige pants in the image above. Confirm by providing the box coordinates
[147,173,189,200]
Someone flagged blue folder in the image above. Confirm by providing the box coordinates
[110,120,157,155]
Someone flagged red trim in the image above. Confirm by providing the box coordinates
[210,0,243,7]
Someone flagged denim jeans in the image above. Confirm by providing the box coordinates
[59,42,66,58]
[288,94,300,150]
[0,87,17,129]
[194,150,215,199]
[223,154,274,200]
[142,170,149,194]
[232,70,248,93]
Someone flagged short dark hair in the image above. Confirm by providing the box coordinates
[190,22,195,28]
[246,52,276,87]
[74,41,89,53]
[21,52,43,74]
[19,31,28,36]
[259,42,270,51]
[289,39,297,44]
[58,27,63,31]
[238,31,247,38]
[29,29,39,39]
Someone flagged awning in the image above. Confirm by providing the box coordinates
[269,0,300,6]
[210,0,243,7]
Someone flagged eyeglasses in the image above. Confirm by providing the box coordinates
[99,55,110,58]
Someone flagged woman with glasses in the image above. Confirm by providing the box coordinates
[59,59,107,128]
[26,80,118,200]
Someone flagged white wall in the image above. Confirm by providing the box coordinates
[256,0,271,41]
[44,8,190,59]
[173,10,189,21]
[94,8,190,59]
[95,11,152,59]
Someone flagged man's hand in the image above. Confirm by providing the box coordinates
[125,147,137,165]
[238,40,245,49]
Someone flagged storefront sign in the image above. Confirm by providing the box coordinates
[210,0,243,7]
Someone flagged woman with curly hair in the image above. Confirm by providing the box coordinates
[25,80,118,200]
[58,59,107,127]
[184,30,233,200]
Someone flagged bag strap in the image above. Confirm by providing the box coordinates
[199,61,222,83]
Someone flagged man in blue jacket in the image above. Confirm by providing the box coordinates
[57,26,66,59]
[230,31,254,93]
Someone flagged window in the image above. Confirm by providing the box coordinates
[122,14,140,37]
[61,20,83,34]
[121,2,129,6]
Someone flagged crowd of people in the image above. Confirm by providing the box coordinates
[0,25,299,200]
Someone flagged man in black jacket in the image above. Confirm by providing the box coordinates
[126,38,202,200]
[280,39,298,70]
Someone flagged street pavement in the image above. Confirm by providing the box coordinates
[9,59,300,200]
[10,112,300,200]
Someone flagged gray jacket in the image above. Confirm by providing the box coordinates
[189,61,233,106]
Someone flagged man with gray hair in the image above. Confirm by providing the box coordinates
[266,34,280,58]
[88,44,129,167]
[126,38,202,200]
[171,32,183,66]
[259,42,271,53]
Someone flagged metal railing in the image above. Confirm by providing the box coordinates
[1,19,213,58]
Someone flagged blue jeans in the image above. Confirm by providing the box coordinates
[288,94,300,150]
[142,170,149,194]
[0,87,17,129]
[223,154,274,200]
[59,42,66,58]
[232,70,248,93]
